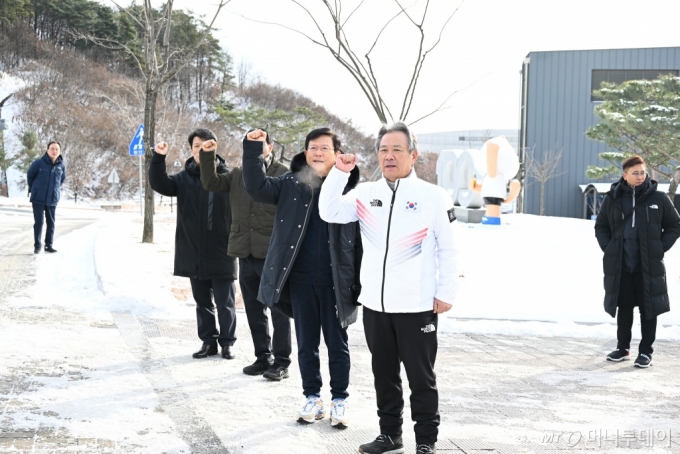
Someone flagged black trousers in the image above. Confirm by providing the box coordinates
[289,282,350,400]
[363,307,440,446]
[32,204,56,249]
[239,255,292,367]
[189,277,237,348]
[617,271,657,355]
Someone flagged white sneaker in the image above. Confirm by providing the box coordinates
[330,398,349,429]
[298,395,325,424]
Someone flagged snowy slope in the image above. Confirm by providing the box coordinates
[0,72,27,198]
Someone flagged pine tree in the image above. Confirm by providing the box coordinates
[586,74,680,197]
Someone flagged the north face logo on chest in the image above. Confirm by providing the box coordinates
[370,199,382,207]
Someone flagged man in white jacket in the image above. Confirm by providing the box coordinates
[319,121,458,454]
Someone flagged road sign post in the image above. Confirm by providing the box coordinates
[129,124,145,216]
[172,159,182,213]
[106,168,120,211]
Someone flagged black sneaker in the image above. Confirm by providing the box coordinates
[34,247,41,254]
[634,353,653,368]
[416,444,436,454]
[243,360,273,376]
[358,434,405,454]
[263,364,289,381]
[606,349,630,362]
[44,246,57,253]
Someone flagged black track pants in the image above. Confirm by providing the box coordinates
[363,307,440,446]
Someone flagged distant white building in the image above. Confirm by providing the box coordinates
[416,129,519,154]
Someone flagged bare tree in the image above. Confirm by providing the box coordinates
[77,0,230,243]
[0,93,13,197]
[525,146,565,216]
[236,0,464,125]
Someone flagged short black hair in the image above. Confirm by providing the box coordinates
[304,128,341,153]
[187,128,217,148]
[47,140,61,150]
[246,128,272,145]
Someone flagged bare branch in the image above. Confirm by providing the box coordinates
[229,11,327,47]
[397,0,462,120]
[321,1,386,119]
[110,0,145,29]
[341,0,365,28]
[159,0,231,85]
[0,94,13,107]
[233,7,387,122]
[71,31,147,81]
[407,70,490,127]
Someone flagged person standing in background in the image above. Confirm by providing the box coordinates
[27,140,66,254]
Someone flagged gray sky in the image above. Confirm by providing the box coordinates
[103,0,680,136]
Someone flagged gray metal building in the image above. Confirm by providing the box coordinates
[519,46,680,218]
[417,129,518,154]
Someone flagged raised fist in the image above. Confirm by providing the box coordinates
[247,129,267,142]
[202,139,217,152]
[335,153,357,173]
[155,142,169,155]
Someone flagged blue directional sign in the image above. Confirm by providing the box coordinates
[129,124,145,156]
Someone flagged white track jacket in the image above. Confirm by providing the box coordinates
[319,167,458,313]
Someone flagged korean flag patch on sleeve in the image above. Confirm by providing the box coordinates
[447,208,456,223]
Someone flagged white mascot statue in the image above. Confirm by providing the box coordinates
[470,136,521,225]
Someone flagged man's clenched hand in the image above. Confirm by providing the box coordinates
[155,142,169,155]
[335,154,357,173]
[247,129,267,142]
[202,139,217,152]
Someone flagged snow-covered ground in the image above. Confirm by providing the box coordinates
[13,209,680,334]
[2,209,680,452]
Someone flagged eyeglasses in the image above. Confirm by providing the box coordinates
[307,146,335,153]
[628,171,646,177]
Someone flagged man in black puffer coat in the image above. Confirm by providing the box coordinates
[595,155,680,368]
[242,127,362,429]
[149,129,238,360]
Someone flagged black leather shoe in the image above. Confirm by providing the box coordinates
[44,246,57,253]
[263,364,289,381]
[192,343,218,359]
[222,345,235,360]
[243,360,273,376]
[34,248,41,254]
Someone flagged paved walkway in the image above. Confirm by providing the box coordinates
[1,210,679,453]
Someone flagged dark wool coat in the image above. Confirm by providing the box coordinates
[595,177,680,319]
[199,150,288,259]
[241,140,363,328]
[149,152,237,281]
[27,153,66,206]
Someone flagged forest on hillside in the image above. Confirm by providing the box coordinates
[0,0,436,202]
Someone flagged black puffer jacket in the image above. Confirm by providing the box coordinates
[241,139,362,328]
[149,152,237,280]
[595,177,680,319]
